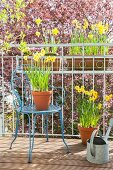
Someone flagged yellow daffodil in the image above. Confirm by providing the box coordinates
[72,19,81,29]
[89,89,98,101]
[91,24,96,31]
[80,86,85,93]
[84,90,90,96]
[109,94,113,98]
[96,22,106,35]
[27,25,31,30]
[35,31,40,37]
[23,56,28,61]
[96,21,102,28]
[105,94,112,102]
[45,56,51,63]
[98,25,105,35]
[98,103,102,110]
[75,86,81,92]
[75,86,85,93]
[83,19,89,30]
[50,57,56,62]
[35,18,42,26]
[89,95,97,102]
[52,28,59,36]
[40,49,45,56]
[88,33,93,40]
[33,52,41,61]
[72,19,78,25]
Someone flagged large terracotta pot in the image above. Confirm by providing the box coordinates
[78,124,99,145]
[32,91,52,111]
[67,57,109,70]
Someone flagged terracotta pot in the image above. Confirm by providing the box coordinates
[32,91,52,111]
[67,57,109,70]
[78,124,99,145]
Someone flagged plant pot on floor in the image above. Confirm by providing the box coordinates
[32,91,52,111]
[78,124,99,145]
[67,57,109,70]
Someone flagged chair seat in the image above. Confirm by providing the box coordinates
[18,104,61,114]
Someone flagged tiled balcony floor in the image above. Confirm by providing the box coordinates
[0,137,113,170]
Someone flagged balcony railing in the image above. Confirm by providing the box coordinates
[0,43,113,137]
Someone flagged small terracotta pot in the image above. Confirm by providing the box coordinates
[78,124,99,145]
[32,91,52,111]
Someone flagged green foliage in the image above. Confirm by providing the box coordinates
[18,41,29,54]
[44,36,60,54]
[26,67,50,91]
[2,42,11,52]
[77,95,101,128]
[70,20,109,55]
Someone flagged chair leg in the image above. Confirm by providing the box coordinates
[59,110,70,153]
[28,114,32,163]
[10,111,19,149]
[45,114,49,142]
[31,115,36,150]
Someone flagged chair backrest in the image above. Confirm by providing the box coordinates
[11,69,32,111]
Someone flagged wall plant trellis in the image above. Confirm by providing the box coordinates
[1,43,113,137]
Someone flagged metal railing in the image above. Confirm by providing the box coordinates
[0,43,113,137]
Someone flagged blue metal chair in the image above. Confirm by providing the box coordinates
[10,68,69,163]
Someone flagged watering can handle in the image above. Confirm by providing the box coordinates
[90,129,98,157]
[103,118,113,142]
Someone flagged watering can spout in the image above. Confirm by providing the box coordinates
[103,118,113,143]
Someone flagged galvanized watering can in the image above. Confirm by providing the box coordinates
[87,118,113,164]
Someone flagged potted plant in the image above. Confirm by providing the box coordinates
[75,85,113,145]
[43,28,61,71]
[23,48,56,110]
[35,20,61,71]
[20,21,61,71]
[68,19,109,70]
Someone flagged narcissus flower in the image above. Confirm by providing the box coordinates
[45,56,56,63]
[98,103,102,110]
[50,57,56,62]
[72,19,81,29]
[52,28,59,36]
[105,94,113,101]
[83,19,89,30]
[72,19,78,25]
[33,52,41,61]
[27,25,31,30]
[23,56,28,61]
[35,18,42,26]
[84,90,90,96]
[98,25,105,35]
[35,31,40,37]
[40,49,45,56]
[91,24,96,31]
[88,33,93,40]
[80,86,85,93]
[45,56,52,63]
